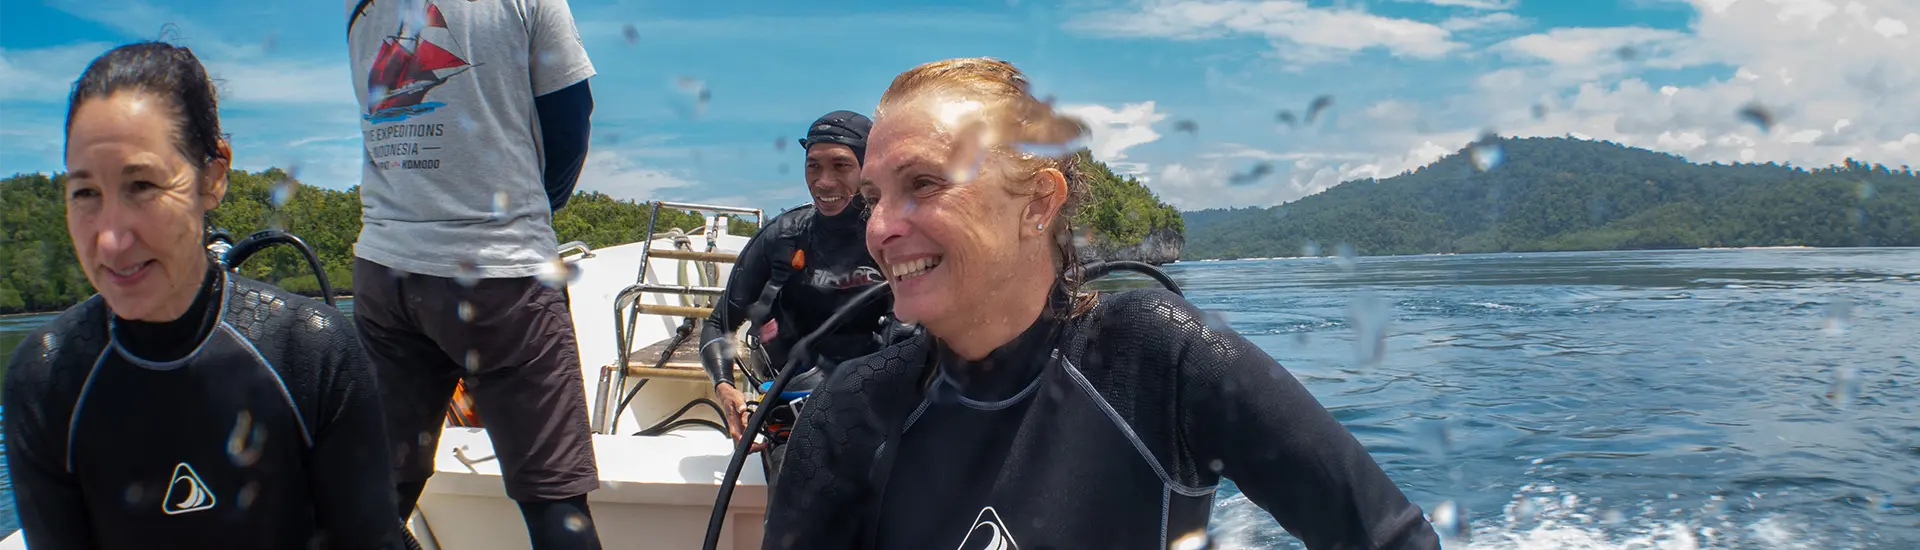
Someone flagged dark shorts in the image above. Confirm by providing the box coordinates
[351,258,599,502]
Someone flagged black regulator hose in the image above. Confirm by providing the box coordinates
[701,282,893,550]
[220,229,337,308]
[1080,260,1184,296]
[697,260,1185,550]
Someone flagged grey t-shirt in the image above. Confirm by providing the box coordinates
[345,0,595,279]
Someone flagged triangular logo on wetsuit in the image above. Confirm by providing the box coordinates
[161,462,217,515]
[955,506,1020,550]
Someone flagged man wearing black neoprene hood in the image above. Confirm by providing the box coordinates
[699,110,890,464]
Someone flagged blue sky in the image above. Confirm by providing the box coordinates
[3,0,1915,213]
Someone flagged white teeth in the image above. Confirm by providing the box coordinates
[113,264,143,277]
[888,257,942,281]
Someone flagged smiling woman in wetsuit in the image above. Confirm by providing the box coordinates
[3,42,403,549]
[761,58,1442,550]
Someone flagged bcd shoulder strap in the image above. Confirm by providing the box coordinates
[745,204,815,330]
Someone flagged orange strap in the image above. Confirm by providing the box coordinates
[445,380,483,428]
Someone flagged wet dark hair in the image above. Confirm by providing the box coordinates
[64,41,229,170]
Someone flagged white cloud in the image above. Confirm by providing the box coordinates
[1466,0,1920,170]
[204,60,357,107]
[1065,0,1464,65]
[1057,101,1168,166]
[1139,0,1920,211]
[1395,0,1519,10]
[0,43,118,102]
[576,149,704,200]
[1442,12,1528,32]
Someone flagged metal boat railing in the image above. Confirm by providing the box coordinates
[590,201,763,435]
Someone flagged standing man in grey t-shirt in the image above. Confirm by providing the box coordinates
[345,0,600,548]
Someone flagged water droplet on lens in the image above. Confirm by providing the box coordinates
[1510,497,1537,523]
[124,482,145,505]
[946,122,990,184]
[1601,508,1624,524]
[1293,331,1311,346]
[227,410,266,467]
[1737,102,1775,133]
[1420,419,1453,458]
[1170,530,1214,550]
[239,481,261,510]
[1429,501,1469,541]
[1201,310,1233,332]
[564,512,588,532]
[1865,491,1892,513]
[778,163,789,175]
[1828,366,1860,409]
[1173,120,1199,135]
[1305,94,1335,124]
[418,431,433,447]
[622,23,639,45]
[1856,181,1876,200]
[1334,243,1357,271]
[457,301,475,322]
[271,177,297,208]
[454,260,481,288]
[1821,298,1852,335]
[464,349,481,371]
[1300,241,1321,257]
[1531,103,1548,120]
[1614,45,1639,61]
[535,256,580,289]
[1348,293,1390,367]
[490,191,510,222]
[1207,458,1224,473]
[1469,132,1505,172]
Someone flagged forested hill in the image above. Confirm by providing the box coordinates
[1180,137,1920,260]
[0,154,1181,315]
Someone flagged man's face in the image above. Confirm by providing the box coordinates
[805,143,860,216]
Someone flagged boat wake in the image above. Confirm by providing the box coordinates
[1204,483,1868,550]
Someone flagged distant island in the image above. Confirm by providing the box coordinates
[1180,136,1918,260]
[0,153,1181,315]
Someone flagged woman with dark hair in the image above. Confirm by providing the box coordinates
[3,42,404,549]
[761,58,1441,550]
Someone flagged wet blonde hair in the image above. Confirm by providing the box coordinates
[874,57,1099,315]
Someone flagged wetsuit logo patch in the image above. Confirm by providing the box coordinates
[809,266,885,290]
[956,506,1019,550]
[161,462,217,515]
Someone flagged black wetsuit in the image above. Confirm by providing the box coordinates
[3,265,403,549]
[764,287,1441,550]
[700,198,890,386]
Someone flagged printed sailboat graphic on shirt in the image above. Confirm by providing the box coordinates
[365,1,480,123]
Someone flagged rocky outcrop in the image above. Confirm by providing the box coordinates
[1075,226,1185,265]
